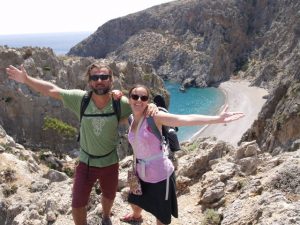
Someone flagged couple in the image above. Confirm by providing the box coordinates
[6,62,244,225]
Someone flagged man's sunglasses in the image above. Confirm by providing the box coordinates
[130,94,149,102]
[89,74,111,81]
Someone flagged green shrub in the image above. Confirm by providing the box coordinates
[201,209,221,225]
[0,168,17,183]
[0,143,12,152]
[270,164,300,194]
[238,178,249,190]
[63,167,74,178]
[43,116,77,138]
[43,66,51,71]
[3,184,18,197]
[186,142,198,152]
[143,74,152,82]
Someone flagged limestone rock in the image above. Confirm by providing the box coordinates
[67,0,300,152]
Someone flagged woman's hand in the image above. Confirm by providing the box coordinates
[219,105,245,123]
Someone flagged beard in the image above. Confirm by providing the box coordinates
[92,85,111,95]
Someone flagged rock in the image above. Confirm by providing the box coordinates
[176,176,192,195]
[290,139,300,151]
[43,169,69,182]
[46,211,57,222]
[199,181,225,204]
[0,125,7,138]
[0,145,5,153]
[67,0,300,153]
[237,157,258,175]
[1,1,300,224]
[30,181,49,193]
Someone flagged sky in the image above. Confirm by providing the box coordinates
[0,0,175,35]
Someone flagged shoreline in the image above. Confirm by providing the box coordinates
[189,79,268,146]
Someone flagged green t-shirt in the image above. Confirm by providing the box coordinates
[60,89,131,167]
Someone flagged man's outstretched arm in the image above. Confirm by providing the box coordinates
[6,64,63,100]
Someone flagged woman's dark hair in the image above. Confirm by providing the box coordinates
[153,94,167,109]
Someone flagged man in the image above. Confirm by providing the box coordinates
[6,62,156,225]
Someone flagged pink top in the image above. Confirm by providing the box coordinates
[128,118,174,183]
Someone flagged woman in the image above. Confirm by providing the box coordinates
[121,84,244,225]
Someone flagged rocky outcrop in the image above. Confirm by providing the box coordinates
[1,1,300,223]
[67,1,300,86]
[1,126,299,225]
[67,0,300,152]
[68,0,299,88]
[237,0,300,153]
[0,46,167,153]
[68,0,253,87]
[240,81,300,154]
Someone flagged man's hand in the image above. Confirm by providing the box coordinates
[111,89,123,100]
[6,64,62,100]
[145,103,159,117]
[6,65,28,83]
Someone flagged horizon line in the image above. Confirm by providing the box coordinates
[0,30,94,36]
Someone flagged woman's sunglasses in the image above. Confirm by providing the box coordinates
[130,94,149,102]
[89,74,111,81]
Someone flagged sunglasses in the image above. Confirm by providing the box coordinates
[89,74,111,81]
[130,94,149,102]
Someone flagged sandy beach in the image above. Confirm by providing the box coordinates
[191,79,268,146]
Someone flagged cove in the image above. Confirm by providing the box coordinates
[164,81,225,142]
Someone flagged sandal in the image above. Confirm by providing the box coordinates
[120,213,143,223]
[101,217,112,225]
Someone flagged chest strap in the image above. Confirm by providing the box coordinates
[136,152,164,178]
[136,151,171,200]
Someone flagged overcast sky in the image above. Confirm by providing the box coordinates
[0,0,174,35]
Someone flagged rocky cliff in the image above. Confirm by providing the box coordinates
[1,125,299,225]
[68,0,251,87]
[238,0,300,154]
[0,46,167,153]
[1,1,300,224]
[68,0,300,153]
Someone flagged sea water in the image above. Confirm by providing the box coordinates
[0,32,91,55]
[165,81,225,141]
[0,32,225,141]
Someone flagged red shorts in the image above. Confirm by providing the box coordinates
[72,162,119,208]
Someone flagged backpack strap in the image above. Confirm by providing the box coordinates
[128,114,134,125]
[145,116,171,201]
[128,115,162,141]
[157,106,168,113]
[112,98,121,122]
[80,91,93,123]
[77,91,93,142]
[146,116,163,142]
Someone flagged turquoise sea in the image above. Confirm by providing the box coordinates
[165,81,225,141]
[0,32,225,141]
